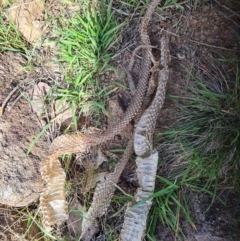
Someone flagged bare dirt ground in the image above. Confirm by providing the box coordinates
[0,0,240,240]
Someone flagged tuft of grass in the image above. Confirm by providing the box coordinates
[148,57,240,239]
[164,58,240,187]
[55,0,124,118]
[117,0,185,13]
[118,0,149,11]
[163,0,185,10]
[0,14,29,53]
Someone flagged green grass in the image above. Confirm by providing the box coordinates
[0,14,29,53]
[54,0,124,119]
[147,57,240,239]
[118,0,184,13]
[118,0,149,11]
[163,0,185,9]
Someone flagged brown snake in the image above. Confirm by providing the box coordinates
[39,0,169,238]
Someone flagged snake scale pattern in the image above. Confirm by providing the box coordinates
[39,0,170,239]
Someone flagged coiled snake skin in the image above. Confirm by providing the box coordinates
[39,0,170,239]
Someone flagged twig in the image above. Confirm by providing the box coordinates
[162,29,240,52]
[0,86,19,117]
[214,0,240,19]
[212,5,240,27]
[7,95,22,111]
[112,7,131,16]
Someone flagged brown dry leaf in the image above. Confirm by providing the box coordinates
[8,0,44,44]
[54,98,73,127]
[0,0,10,8]
[31,82,72,126]
[106,94,133,140]
[107,98,124,125]
[31,82,50,117]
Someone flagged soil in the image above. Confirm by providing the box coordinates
[0,52,47,207]
[0,0,240,241]
[155,191,240,241]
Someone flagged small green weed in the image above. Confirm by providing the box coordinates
[55,0,124,117]
[148,56,240,238]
